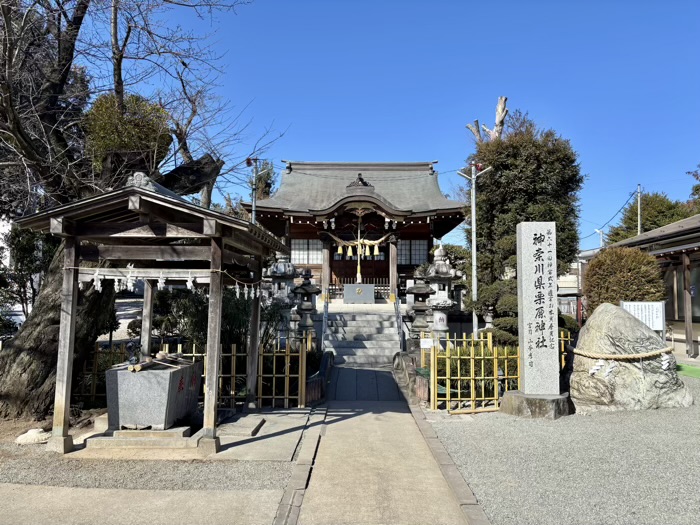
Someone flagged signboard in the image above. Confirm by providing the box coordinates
[420,338,433,349]
[620,301,665,333]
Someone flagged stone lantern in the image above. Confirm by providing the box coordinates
[424,243,460,302]
[268,251,296,306]
[267,250,297,342]
[291,269,322,338]
[406,279,436,346]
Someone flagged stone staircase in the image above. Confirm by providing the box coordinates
[318,313,401,366]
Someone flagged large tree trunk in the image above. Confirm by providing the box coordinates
[0,243,115,420]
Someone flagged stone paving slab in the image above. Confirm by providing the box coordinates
[298,400,467,525]
[0,483,281,525]
[213,411,310,461]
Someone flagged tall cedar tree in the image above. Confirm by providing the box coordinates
[606,192,693,245]
[468,112,584,343]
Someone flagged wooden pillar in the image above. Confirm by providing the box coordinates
[389,240,398,303]
[246,291,262,409]
[683,253,697,357]
[47,237,79,454]
[202,237,223,444]
[321,242,330,301]
[141,280,155,357]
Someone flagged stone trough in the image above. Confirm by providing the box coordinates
[106,359,203,430]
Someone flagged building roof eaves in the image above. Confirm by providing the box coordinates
[610,214,700,249]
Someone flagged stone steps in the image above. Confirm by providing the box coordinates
[324,340,399,349]
[325,333,399,342]
[86,436,197,449]
[320,312,402,366]
[85,426,195,449]
[325,326,395,335]
[315,314,397,322]
[326,320,397,328]
[334,354,399,366]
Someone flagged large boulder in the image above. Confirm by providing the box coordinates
[570,303,693,412]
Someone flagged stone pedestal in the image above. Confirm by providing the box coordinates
[46,435,74,454]
[406,280,435,340]
[500,391,570,420]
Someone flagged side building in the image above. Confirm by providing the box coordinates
[611,214,700,358]
[247,161,464,302]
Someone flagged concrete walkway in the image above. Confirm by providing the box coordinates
[297,366,468,525]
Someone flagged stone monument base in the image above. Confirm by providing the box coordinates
[500,391,570,420]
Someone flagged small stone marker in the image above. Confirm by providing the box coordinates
[501,222,569,419]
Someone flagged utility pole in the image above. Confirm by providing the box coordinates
[637,184,642,236]
[246,157,259,225]
[457,163,493,338]
[595,228,604,248]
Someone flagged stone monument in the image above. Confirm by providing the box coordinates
[570,303,693,413]
[500,222,570,419]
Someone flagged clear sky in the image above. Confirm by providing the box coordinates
[192,0,700,250]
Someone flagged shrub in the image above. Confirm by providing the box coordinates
[85,93,172,175]
[583,247,664,314]
[558,313,580,333]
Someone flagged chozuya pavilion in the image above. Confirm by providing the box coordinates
[248,161,464,302]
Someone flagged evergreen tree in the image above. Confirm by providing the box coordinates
[606,192,692,245]
[466,111,584,343]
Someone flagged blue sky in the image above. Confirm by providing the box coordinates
[189,0,700,250]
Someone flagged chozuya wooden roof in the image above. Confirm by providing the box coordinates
[15,173,288,260]
[253,161,465,217]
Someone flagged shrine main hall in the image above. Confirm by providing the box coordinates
[250,161,464,302]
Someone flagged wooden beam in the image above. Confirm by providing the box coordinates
[321,242,330,301]
[77,267,212,282]
[203,237,224,442]
[246,293,262,409]
[224,233,264,257]
[47,238,79,454]
[683,253,697,357]
[389,240,398,302]
[141,280,155,357]
[50,217,74,236]
[203,218,221,236]
[76,222,206,238]
[96,245,211,261]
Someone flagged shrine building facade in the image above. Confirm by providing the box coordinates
[249,161,464,302]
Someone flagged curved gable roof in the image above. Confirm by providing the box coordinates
[255,161,463,215]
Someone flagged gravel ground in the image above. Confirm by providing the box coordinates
[431,376,700,525]
[0,444,292,491]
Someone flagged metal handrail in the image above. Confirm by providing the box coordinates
[394,289,404,352]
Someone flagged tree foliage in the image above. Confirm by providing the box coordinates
[0,227,59,317]
[462,110,584,343]
[583,247,665,314]
[84,93,172,182]
[606,192,693,245]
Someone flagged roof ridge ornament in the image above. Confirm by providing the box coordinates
[126,171,157,190]
[347,173,373,188]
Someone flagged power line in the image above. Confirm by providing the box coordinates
[580,189,638,240]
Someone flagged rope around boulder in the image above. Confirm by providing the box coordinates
[571,346,674,361]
